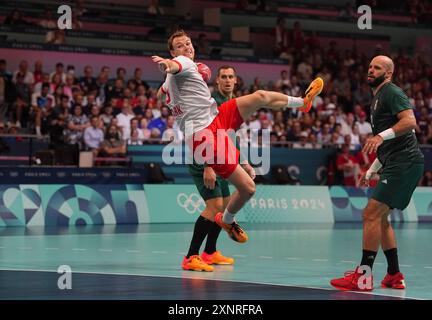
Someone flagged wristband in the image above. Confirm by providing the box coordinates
[365,158,382,180]
[378,128,395,141]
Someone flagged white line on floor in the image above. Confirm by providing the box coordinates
[151,251,166,254]
[233,254,246,258]
[400,264,412,267]
[44,247,59,250]
[341,260,356,263]
[424,266,432,269]
[0,267,422,300]
[17,247,32,250]
[72,248,87,251]
[285,257,300,260]
[98,249,112,252]
[126,250,141,253]
[259,256,273,259]
[313,259,328,262]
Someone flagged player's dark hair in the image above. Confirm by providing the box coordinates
[217,65,236,77]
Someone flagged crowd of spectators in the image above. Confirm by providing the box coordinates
[0,40,430,183]
[0,60,187,162]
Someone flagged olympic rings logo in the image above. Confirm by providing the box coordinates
[177,193,205,214]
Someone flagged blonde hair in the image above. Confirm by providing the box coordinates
[167,29,191,51]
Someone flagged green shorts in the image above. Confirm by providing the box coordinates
[188,164,231,201]
[371,161,424,210]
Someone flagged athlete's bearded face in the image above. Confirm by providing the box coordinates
[367,60,390,88]
[170,36,195,61]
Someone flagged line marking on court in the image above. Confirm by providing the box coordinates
[151,251,166,254]
[0,247,4,249]
[72,248,87,251]
[233,254,246,258]
[259,256,273,259]
[341,260,356,263]
[0,268,422,300]
[45,247,59,250]
[98,249,112,252]
[374,262,384,265]
[177,252,185,256]
[400,264,412,267]
[285,257,300,260]
[424,266,432,269]
[17,247,32,250]
[313,259,328,262]
[126,250,141,253]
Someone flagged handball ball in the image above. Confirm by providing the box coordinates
[197,62,211,82]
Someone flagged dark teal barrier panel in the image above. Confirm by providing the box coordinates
[0,167,148,184]
[128,144,336,185]
[128,145,431,185]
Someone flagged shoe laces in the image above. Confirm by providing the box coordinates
[230,222,243,234]
[190,255,204,263]
[343,270,359,279]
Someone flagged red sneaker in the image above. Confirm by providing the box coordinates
[381,272,406,289]
[330,266,374,291]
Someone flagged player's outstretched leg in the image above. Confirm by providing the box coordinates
[235,77,324,120]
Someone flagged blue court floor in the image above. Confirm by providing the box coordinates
[0,223,431,300]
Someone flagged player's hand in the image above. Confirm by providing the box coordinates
[358,171,370,187]
[362,135,383,154]
[358,170,378,187]
[203,166,216,190]
[151,55,171,73]
[241,163,256,180]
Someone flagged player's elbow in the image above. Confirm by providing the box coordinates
[408,118,417,130]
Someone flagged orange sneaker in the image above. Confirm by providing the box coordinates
[214,212,248,243]
[201,250,235,265]
[181,255,214,272]
[381,272,406,289]
[298,77,324,113]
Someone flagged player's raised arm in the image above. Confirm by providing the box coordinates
[151,56,180,74]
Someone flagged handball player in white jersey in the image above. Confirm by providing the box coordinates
[152,29,323,247]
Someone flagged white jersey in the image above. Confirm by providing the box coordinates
[161,55,218,137]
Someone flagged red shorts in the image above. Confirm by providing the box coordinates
[192,99,244,179]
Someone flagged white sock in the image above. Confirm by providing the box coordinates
[36,126,41,135]
[286,96,304,108]
[222,209,235,224]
